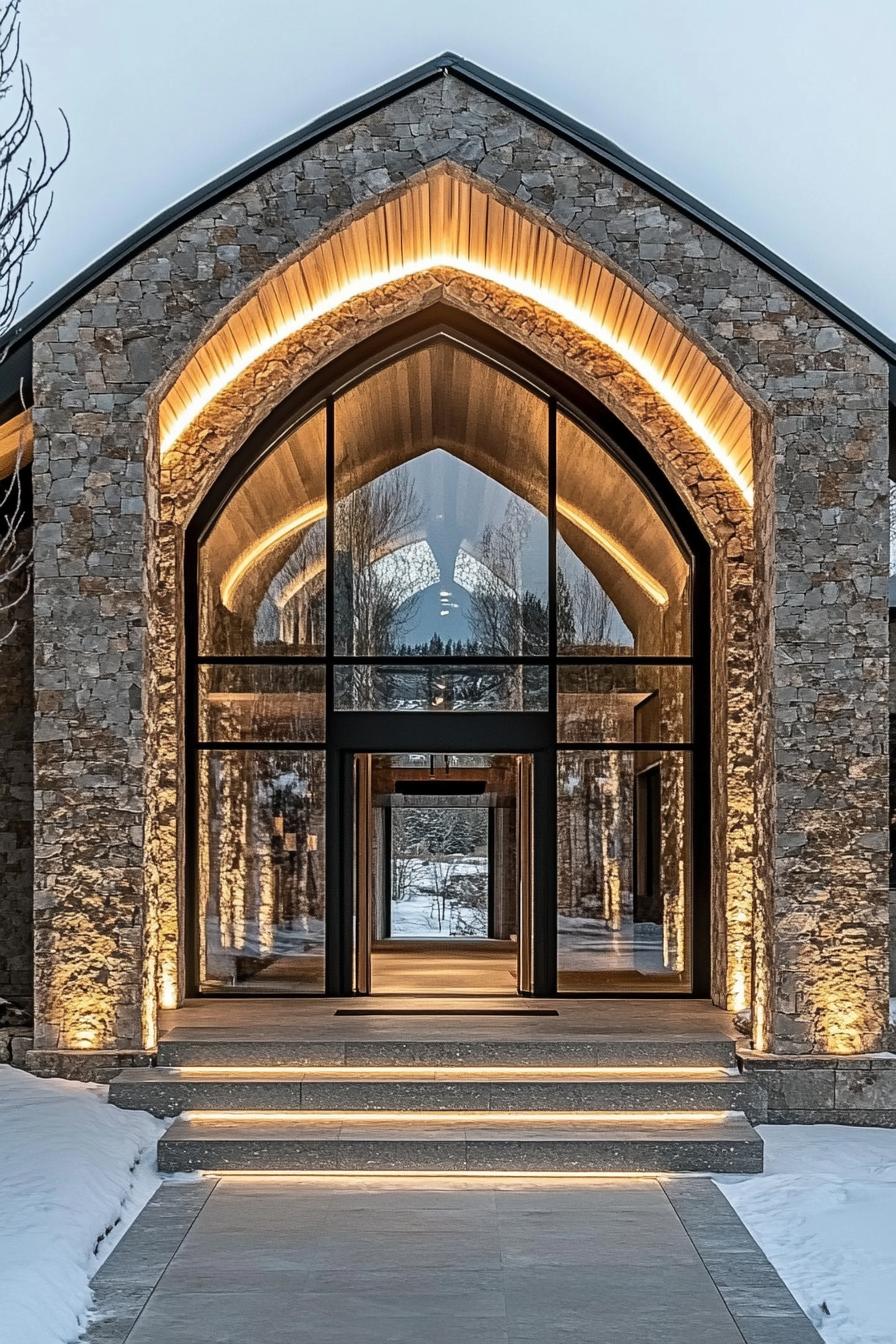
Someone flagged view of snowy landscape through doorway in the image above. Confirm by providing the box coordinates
[389,804,490,939]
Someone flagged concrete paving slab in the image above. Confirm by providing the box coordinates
[81,1175,824,1344]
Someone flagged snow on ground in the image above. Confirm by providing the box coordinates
[390,855,488,937]
[0,1065,169,1344]
[716,1125,896,1344]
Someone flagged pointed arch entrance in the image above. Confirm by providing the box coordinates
[185,309,709,997]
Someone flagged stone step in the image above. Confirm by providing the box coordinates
[156,1035,737,1070]
[157,1109,763,1174]
[111,1064,759,1119]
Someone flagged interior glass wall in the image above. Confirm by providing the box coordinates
[191,334,699,994]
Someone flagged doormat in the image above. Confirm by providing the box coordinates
[334,1008,560,1016]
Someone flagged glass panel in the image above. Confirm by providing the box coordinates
[334,342,549,657]
[556,413,691,655]
[557,664,690,743]
[199,410,326,655]
[334,662,549,712]
[199,665,325,741]
[556,750,690,991]
[199,750,326,991]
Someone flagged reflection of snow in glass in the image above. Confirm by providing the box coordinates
[372,539,439,606]
[453,546,515,600]
[557,915,666,973]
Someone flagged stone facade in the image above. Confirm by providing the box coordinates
[741,1048,896,1126]
[0,1027,32,1067]
[889,615,896,987]
[24,73,891,1060]
[0,503,33,1010]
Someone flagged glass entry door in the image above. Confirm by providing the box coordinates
[353,752,535,995]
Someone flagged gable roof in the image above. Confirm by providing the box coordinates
[2,51,894,416]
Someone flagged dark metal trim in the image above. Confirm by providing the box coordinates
[4,50,893,414]
[192,651,696,666]
[532,748,558,995]
[326,713,555,755]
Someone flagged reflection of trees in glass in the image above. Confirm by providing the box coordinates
[354,657,545,712]
[557,548,615,653]
[557,753,631,931]
[335,474,424,655]
[204,751,325,978]
[467,499,547,656]
[269,519,326,649]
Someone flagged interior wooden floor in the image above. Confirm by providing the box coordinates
[370,946,518,995]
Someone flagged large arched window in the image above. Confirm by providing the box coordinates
[189,321,703,997]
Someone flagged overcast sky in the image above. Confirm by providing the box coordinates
[18,0,896,339]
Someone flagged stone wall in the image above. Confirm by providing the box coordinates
[0,480,33,1010]
[741,1049,896,1126]
[890,615,896,990]
[29,73,891,1057]
[0,1027,32,1067]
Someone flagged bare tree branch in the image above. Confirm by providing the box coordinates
[0,0,69,644]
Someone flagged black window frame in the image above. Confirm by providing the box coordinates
[184,305,711,998]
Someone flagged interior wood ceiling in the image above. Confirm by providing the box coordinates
[203,341,690,647]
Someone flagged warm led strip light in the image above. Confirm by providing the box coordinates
[220,500,325,607]
[557,499,668,605]
[159,254,754,506]
[174,1065,729,1079]
[219,496,668,610]
[209,1171,679,1182]
[185,1109,733,1124]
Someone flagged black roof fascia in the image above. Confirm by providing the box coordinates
[2,51,894,409]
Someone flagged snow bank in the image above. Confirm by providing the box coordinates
[0,1065,168,1344]
[716,1125,896,1344]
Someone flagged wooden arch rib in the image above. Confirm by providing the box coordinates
[159,168,754,502]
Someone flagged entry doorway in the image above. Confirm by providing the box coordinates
[354,753,534,995]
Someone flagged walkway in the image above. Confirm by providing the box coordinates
[84,1175,822,1344]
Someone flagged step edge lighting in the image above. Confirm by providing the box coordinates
[178,1108,741,1124]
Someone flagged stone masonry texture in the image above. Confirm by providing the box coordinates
[0,503,33,1010]
[29,74,890,1055]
